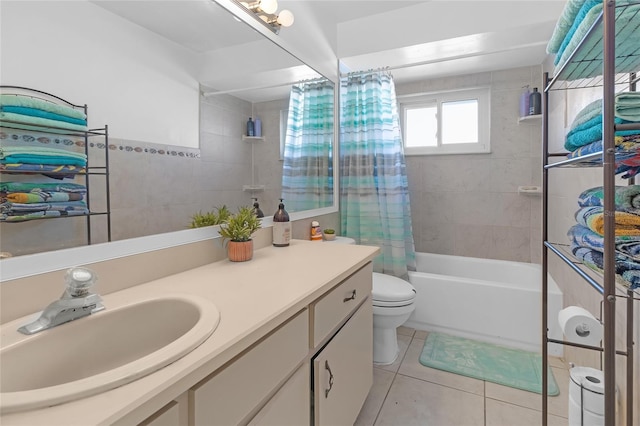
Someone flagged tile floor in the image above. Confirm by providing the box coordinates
[355,327,570,426]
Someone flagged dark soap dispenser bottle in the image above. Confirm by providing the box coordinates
[529,88,541,115]
[252,198,264,218]
[247,117,255,137]
[272,199,291,247]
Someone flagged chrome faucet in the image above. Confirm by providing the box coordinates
[18,267,105,335]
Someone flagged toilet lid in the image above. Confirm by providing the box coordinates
[372,273,416,304]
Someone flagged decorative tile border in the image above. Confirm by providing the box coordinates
[0,130,200,160]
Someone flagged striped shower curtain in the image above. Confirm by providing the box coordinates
[340,71,416,278]
[281,80,334,212]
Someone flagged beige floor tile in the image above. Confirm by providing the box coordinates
[355,368,396,426]
[375,374,484,426]
[486,398,568,426]
[397,326,415,337]
[413,329,429,340]
[397,337,485,396]
[485,366,569,418]
[549,356,566,369]
[375,333,412,373]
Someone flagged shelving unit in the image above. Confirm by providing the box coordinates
[0,86,111,251]
[541,2,639,426]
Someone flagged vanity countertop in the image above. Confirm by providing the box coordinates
[0,239,379,425]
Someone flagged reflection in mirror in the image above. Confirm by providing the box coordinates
[0,0,335,258]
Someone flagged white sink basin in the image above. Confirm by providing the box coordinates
[0,294,220,414]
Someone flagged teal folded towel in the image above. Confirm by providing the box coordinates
[555,0,601,65]
[0,111,87,132]
[0,106,87,126]
[547,0,588,54]
[0,94,86,120]
[555,2,640,78]
[565,117,640,151]
[616,92,640,121]
[571,99,602,130]
[0,146,87,160]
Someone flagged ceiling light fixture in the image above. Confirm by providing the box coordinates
[237,0,294,34]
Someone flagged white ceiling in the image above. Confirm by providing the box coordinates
[92,0,567,100]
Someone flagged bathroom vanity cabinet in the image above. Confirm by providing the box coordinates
[185,263,373,426]
[0,241,378,426]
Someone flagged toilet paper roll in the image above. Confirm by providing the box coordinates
[558,306,603,346]
[569,366,605,426]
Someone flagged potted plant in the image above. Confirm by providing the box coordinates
[189,205,231,228]
[218,206,262,262]
[323,228,336,241]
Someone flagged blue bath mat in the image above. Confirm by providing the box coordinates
[419,332,559,395]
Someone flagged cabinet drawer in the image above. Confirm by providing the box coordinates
[313,300,373,426]
[247,363,310,426]
[311,262,372,347]
[190,309,308,426]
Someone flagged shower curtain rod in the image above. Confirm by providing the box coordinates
[339,41,547,78]
[202,76,331,97]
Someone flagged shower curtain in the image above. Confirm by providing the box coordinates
[340,71,416,278]
[281,80,334,212]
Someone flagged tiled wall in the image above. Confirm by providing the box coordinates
[397,66,543,263]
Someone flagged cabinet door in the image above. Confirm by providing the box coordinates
[313,299,373,426]
[137,400,180,426]
[190,309,308,426]
[248,363,310,426]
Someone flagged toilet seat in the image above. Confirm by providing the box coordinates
[372,272,416,307]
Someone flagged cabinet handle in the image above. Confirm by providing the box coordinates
[343,289,356,303]
[324,360,334,398]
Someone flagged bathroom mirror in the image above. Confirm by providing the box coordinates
[0,0,336,260]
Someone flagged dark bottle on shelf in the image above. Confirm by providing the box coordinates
[529,88,541,115]
[252,198,264,218]
[272,199,290,247]
[246,117,255,137]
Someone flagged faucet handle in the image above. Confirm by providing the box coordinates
[64,267,97,298]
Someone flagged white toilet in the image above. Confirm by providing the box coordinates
[326,236,417,365]
[371,272,416,364]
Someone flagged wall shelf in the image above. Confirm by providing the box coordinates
[517,114,542,125]
[242,136,264,142]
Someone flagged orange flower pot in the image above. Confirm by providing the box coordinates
[227,240,253,262]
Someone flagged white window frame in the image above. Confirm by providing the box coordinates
[399,87,491,156]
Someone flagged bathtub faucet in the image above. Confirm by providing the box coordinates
[18,267,104,335]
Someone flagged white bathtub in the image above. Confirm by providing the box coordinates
[404,253,564,356]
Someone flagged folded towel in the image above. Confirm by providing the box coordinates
[0,210,61,222]
[0,163,86,178]
[555,3,640,79]
[0,111,88,132]
[547,0,588,54]
[0,106,87,126]
[570,99,602,130]
[0,200,87,213]
[0,181,86,193]
[555,0,602,65]
[571,245,640,291]
[1,155,86,167]
[567,135,640,175]
[578,185,640,212]
[4,192,83,203]
[565,117,640,151]
[568,224,640,260]
[575,206,640,236]
[0,94,86,120]
[615,92,640,121]
[0,145,87,160]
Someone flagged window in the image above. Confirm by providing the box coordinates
[400,87,490,155]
